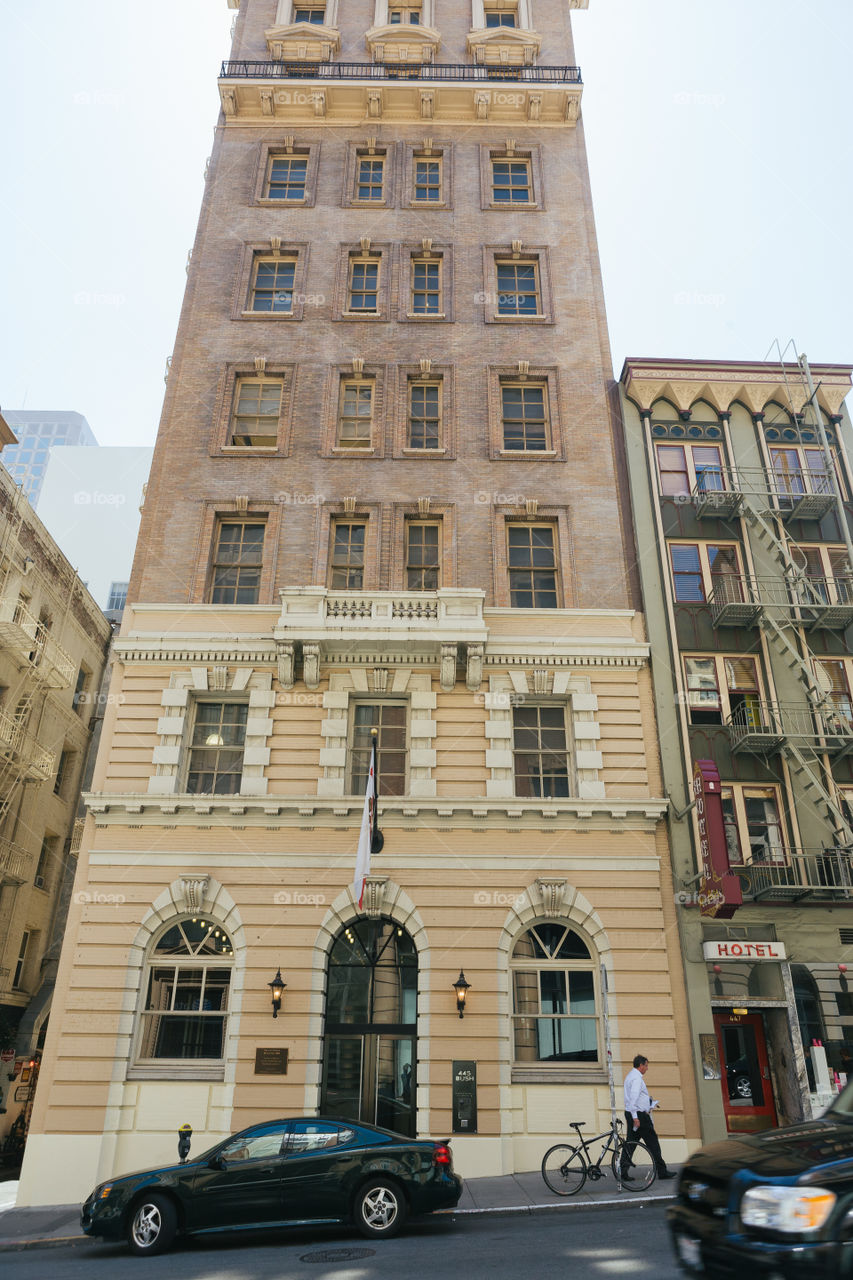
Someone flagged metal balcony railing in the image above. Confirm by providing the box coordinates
[0,836,32,884]
[708,572,853,631]
[708,574,764,628]
[684,465,838,522]
[690,468,745,519]
[737,848,853,901]
[0,709,55,782]
[727,700,853,758]
[0,597,76,688]
[220,59,582,84]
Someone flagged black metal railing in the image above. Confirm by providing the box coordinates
[221,60,582,84]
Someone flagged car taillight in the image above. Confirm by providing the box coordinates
[433,1141,452,1166]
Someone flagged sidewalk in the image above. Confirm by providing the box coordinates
[0,1168,678,1251]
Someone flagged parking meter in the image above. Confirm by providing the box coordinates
[178,1123,193,1163]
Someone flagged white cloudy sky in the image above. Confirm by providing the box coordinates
[1,0,851,447]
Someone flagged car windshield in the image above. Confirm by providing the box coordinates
[826,1079,853,1118]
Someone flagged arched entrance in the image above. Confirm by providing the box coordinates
[320,916,417,1137]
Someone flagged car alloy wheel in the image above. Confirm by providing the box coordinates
[735,1076,753,1099]
[355,1179,408,1239]
[127,1192,177,1256]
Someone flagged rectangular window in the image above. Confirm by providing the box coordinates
[266,155,308,200]
[513,967,598,1065]
[669,542,742,604]
[721,785,785,865]
[338,381,374,449]
[496,260,540,316]
[54,749,71,796]
[294,5,326,20]
[140,966,230,1060]
[492,159,531,203]
[507,524,558,608]
[414,157,441,202]
[230,376,283,447]
[356,156,384,202]
[655,443,726,498]
[817,660,853,724]
[794,544,853,606]
[684,654,762,727]
[210,521,265,604]
[13,931,30,989]
[249,257,296,313]
[411,259,441,314]
[389,6,421,21]
[35,836,56,890]
[329,521,366,588]
[408,381,441,449]
[406,521,440,589]
[107,581,129,612]
[486,9,517,26]
[501,383,548,450]
[348,258,380,312]
[73,666,89,712]
[349,702,407,796]
[770,446,834,501]
[186,702,248,795]
[513,705,570,798]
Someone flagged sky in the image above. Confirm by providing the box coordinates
[1,0,851,448]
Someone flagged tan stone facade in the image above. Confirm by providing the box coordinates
[20,0,698,1204]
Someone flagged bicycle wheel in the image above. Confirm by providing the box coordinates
[612,1138,656,1191]
[542,1144,587,1195]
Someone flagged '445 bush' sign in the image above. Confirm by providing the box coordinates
[693,759,742,919]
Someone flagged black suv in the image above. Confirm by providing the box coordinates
[669,1088,853,1278]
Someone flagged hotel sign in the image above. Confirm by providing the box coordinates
[703,940,787,962]
[693,759,742,918]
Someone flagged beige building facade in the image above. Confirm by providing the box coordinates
[0,415,112,1152]
[20,0,699,1205]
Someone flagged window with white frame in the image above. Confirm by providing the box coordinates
[512,705,571,798]
[668,541,743,604]
[792,545,853,606]
[136,919,233,1063]
[347,256,380,313]
[413,155,442,202]
[337,380,374,449]
[405,520,440,589]
[186,701,248,795]
[683,654,764,728]
[265,153,309,200]
[655,442,726,497]
[507,523,559,607]
[407,378,442,449]
[229,376,284,447]
[349,701,407,796]
[329,520,367,588]
[720,785,786,866]
[248,256,296,313]
[511,923,599,1065]
[816,659,853,725]
[769,445,839,503]
[107,581,129,611]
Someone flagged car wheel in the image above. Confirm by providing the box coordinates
[126,1193,177,1256]
[354,1178,408,1239]
[735,1076,752,1099]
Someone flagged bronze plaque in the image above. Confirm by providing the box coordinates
[700,1033,721,1081]
[254,1048,289,1075]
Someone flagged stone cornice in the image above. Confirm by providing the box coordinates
[83,792,669,831]
[620,357,853,419]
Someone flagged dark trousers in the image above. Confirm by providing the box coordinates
[622,1110,667,1174]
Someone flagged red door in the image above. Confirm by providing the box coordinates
[714,1010,778,1134]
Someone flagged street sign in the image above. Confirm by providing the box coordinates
[0,1050,14,1064]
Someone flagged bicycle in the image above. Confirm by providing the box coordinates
[541,1119,657,1195]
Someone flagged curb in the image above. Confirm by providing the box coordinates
[0,1194,677,1251]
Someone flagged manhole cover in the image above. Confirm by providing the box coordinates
[300,1248,376,1263]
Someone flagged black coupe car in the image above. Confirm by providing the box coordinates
[81,1117,463,1255]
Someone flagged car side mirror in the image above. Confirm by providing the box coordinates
[208,1154,226,1170]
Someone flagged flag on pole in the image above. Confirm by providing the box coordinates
[353,740,376,910]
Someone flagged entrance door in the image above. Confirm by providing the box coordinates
[320,917,418,1138]
[713,1010,778,1133]
[323,1033,416,1136]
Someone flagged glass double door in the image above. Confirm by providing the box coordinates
[714,1010,778,1134]
[322,1033,415,1137]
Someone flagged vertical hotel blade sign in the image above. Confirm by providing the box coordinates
[693,759,742,918]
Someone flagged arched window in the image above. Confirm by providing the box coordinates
[511,923,599,1065]
[136,918,233,1063]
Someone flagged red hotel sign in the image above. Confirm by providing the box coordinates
[693,759,742,918]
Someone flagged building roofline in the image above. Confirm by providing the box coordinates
[620,356,853,381]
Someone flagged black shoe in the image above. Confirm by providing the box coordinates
[657,1169,676,1180]
[620,1170,634,1182]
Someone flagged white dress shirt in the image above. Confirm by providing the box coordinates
[624,1067,651,1118]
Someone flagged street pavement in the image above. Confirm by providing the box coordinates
[0,1164,679,1251]
[0,1204,682,1278]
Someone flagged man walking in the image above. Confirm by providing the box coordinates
[622,1053,675,1180]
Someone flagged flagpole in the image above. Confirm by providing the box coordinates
[371,727,384,853]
